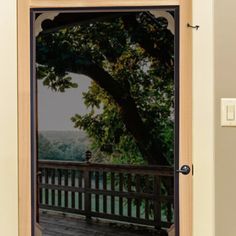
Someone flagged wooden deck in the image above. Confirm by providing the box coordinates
[39,212,166,236]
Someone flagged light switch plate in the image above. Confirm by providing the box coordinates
[221,98,236,126]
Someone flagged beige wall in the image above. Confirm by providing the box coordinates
[215,0,236,235]
[192,0,215,236]
[0,0,217,236]
[0,0,18,235]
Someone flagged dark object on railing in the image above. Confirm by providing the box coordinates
[85,150,92,163]
[38,160,174,230]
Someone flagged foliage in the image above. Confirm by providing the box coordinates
[36,12,175,166]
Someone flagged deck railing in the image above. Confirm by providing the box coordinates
[38,160,174,229]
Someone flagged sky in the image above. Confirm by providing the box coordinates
[38,73,91,131]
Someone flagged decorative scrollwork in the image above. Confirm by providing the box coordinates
[35,13,59,37]
[150,10,175,35]
[35,10,175,37]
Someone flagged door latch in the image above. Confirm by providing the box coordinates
[176,165,191,175]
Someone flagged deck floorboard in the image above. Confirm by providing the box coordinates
[39,212,161,236]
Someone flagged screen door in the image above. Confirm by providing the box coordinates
[31,7,182,236]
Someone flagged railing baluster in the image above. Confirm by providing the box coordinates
[58,169,62,207]
[110,172,115,215]
[51,169,55,206]
[95,171,99,212]
[84,169,91,220]
[119,173,124,216]
[167,202,173,224]
[145,199,149,220]
[41,168,45,204]
[103,172,107,214]
[127,174,132,217]
[78,171,82,210]
[64,169,68,208]
[135,174,141,219]
[153,176,161,229]
[74,170,78,209]
[39,169,43,205]
[71,170,75,209]
[166,176,174,224]
[145,175,149,220]
[45,168,49,205]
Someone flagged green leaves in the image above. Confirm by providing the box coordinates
[37,65,78,92]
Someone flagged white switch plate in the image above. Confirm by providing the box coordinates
[221,98,236,126]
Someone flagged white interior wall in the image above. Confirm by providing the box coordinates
[192,0,215,236]
[0,0,18,235]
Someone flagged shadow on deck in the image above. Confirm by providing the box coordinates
[39,211,165,236]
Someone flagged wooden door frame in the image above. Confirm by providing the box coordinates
[18,1,192,236]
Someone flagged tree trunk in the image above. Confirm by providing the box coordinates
[72,62,170,166]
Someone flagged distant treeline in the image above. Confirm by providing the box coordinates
[38,130,90,161]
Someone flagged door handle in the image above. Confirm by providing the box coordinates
[176,165,191,175]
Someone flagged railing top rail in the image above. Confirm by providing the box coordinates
[38,160,174,176]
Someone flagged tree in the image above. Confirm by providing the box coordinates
[36,11,175,166]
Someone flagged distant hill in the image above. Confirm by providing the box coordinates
[39,130,90,146]
[38,130,91,161]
